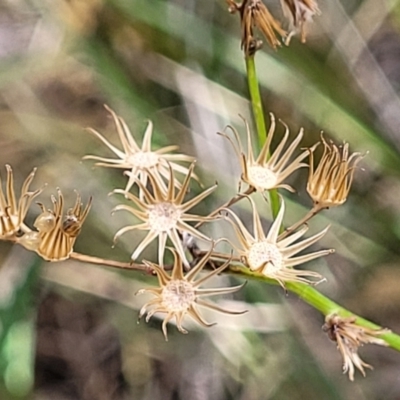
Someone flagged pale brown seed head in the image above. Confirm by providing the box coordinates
[224,196,332,287]
[138,247,246,340]
[281,0,320,44]
[323,313,390,381]
[83,105,196,195]
[221,115,313,193]
[227,0,286,54]
[113,162,218,267]
[0,165,41,239]
[307,135,363,209]
[19,190,92,261]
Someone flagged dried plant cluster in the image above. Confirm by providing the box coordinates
[0,0,393,383]
[227,0,320,53]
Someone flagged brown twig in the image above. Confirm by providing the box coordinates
[195,186,255,228]
[70,252,151,272]
[278,203,325,240]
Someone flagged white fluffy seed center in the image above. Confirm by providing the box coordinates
[247,241,283,274]
[148,202,180,232]
[162,280,196,312]
[247,165,277,190]
[128,151,159,169]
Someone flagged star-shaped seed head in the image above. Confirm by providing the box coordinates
[84,105,195,196]
[113,162,218,267]
[220,115,315,193]
[137,246,246,340]
[224,196,333,287]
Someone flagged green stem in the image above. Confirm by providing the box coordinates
[245,55,280,218]
[246,55,267,147]
[228,264,400,351]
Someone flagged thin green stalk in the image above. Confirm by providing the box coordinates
[228,264,400,351]
[246,55,267,147]
[245,55,280,218]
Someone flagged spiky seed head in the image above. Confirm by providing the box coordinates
[307,135,363,209]
[323,313,390,381]
[138,246,246,340]
[83,105,195,196]
[113,162,218,267]
[280,0,320,44]
[224,196,333,287]
[221,115,314,193]
[0,165,42,239]
[19,190,92,261]
[226,0,287,54]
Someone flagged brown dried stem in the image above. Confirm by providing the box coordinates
[70,252,150,272]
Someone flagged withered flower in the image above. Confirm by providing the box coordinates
[227,0,286,54]
[323,313,390,381]
[113,163,217,267]
[84,105,195,194]
[221,115,314,193]
[307,135,363,209]
[224,196,332,287]
[138,247,246,340]
[19,190,92,261]
[0,165,41,239]
[281,0,320,44]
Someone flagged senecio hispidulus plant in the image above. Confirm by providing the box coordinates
[0,0,397,383]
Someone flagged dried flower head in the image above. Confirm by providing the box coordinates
[84,105,195,195]
[307,135,363,209]
[113,163,217,267]
[221,115,313,193]
[323,313,390,381]
[281,0,320,44]
[227,0,286,54]
[138,246,246,340]
[224,196,332,287]
[0,165,41,239]
[19,190,92,261]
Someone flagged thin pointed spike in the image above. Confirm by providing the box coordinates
[266,197,285,242]
[196,298,247,315]
[175,163,196,205]
[141,120,154,152]
[185,245,214,281]
[196,282,246,296]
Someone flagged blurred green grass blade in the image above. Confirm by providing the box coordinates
[0,254,41,399]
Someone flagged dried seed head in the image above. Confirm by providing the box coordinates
[0,165,41,239]
[19,190,92,261]
[113,163,218,267]
[84,105,196,196]
[281,0,320,44]
[227,0,286,54]
[221,115,314,193]
[323,313,390,381]
[138,247,246,340]
[307,135,363,209]
[224,196,333,287]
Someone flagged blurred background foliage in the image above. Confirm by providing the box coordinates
[0,0,400,399]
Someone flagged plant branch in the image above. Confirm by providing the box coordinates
[278,203,325,240]
[195,186,255,229]
[70,252,150,272]
[245,55,280,218]
[226,263,400,351]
